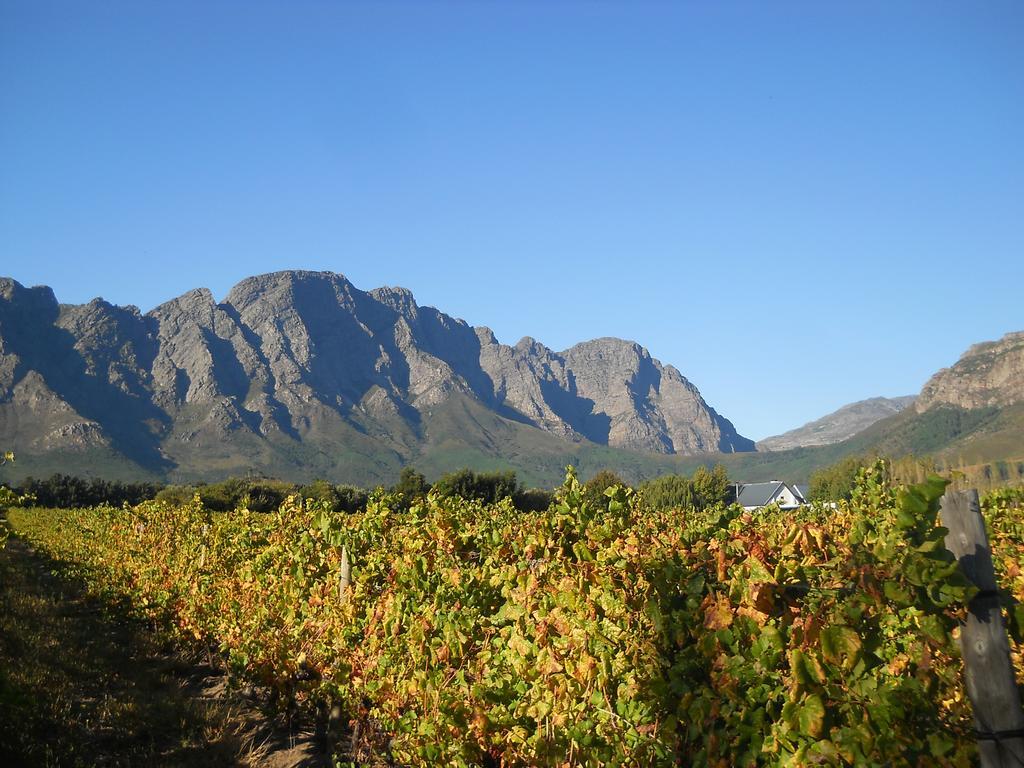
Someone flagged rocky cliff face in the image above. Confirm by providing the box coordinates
[915,332,1024,413]
[0,271,754,480]
[476,333,750,454]
[757,396,916,452]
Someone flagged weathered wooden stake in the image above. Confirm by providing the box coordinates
[339,546,351,603]
[940,489,1024,767]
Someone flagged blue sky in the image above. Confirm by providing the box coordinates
[2,1,1022,441]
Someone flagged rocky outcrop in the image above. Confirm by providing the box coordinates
[915,332,1024,413]
[757,396,916,452]
[0,270,755,478]
[474,334,751,454]
[562,339,750,454]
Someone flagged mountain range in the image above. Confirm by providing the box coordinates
[0,271,751,486]
[1,270,1021,488]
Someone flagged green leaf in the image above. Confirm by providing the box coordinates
[921,475,950,501]
[644,600,664,633]
[808,739,840,761]
[1008,604,1024,645]
[797,694,826,738]
[899,489,928,516]
[761,625,785,653]
[744,555,773,582]
[757,625,785,667]
[572,541,594,562]
[914,538,945,554]
[781,700,798,732]
[928,731,954,757]
[821,625,862,669]
[883,580,912,606]
[527,699,552,721]
[918,614,948,645]
[686,573,705,596]
[895,508,917,530]
[790,649,824,686]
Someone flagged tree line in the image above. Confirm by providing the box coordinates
[17,475,163,508]
[2,464,744,514]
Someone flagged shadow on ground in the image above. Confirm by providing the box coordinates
[0,526,326,767]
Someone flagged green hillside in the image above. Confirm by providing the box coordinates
[4,395,1023,490]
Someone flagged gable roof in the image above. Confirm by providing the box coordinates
[736,481,786,508]
[794,485,810,503]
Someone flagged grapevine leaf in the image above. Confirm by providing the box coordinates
[645,600,665,633]
[883,580,912,606]
[928,732,954,757]
[1008,604,1024,645]
[821,625,862,669]
[797,694,826,738]
[790,649,824,686]
[918,615,947,645]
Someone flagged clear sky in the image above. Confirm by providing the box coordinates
[2,1,1022,441]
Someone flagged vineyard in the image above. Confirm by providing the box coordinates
[4,463,1024,767]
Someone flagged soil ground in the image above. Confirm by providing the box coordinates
[0,523,327,767]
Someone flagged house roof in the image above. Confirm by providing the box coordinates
[794,485,809,502]
[736,481,786,508]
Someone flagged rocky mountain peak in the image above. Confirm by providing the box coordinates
[222,270,355,316]
[475,326,498,346]
[915,331,1024,413]
[514,336,548,355]
[0,278,59,318]
[370,286,419,318]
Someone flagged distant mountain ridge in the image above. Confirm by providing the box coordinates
[915,331,1024,413]
[757,395,917,452]
[0,271,753,484]
[754,332,1024,459]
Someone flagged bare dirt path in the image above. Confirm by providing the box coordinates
[0,526,326,767]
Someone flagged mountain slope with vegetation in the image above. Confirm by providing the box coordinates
[718,331,1024,486]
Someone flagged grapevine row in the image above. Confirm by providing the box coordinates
[7,462,1023,766]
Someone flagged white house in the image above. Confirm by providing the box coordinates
[735,481,807,511]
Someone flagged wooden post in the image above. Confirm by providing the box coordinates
[339,546,351,603]
[940,489,1024,767]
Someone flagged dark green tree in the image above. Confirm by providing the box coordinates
[691,464,731,508]
[582,469,627,508]
[392,467,431,507]
[334,484,369,513]
[511,487,554,512]
[433,468,519,504]
[20,474,162,508]
[640,474,695,511]
[640,465,731,511]
[299,479,338,505]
